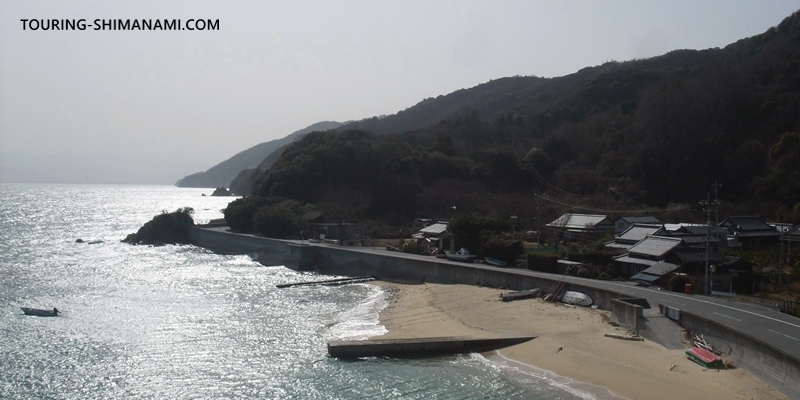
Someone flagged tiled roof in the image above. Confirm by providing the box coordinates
[733,230,780,238]
[671,248,726,264]
[641,262,680,276]
[547,213,611,230]
[720,216,773,231]
[627,236,682,257]
[615,224,662,243]
[605,242,632,250]
[613,255,659,266]
[616,215,660,224]
[630,273,662,283]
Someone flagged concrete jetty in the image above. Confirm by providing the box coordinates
[327,336,536,358]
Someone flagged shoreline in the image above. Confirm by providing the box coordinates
[369,281,787,400]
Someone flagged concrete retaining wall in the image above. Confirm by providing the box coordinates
[189,226,800,399]
[680,311,800,399]
[610,299,644,332]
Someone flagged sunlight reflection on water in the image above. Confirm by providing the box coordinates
[0,184,588,399]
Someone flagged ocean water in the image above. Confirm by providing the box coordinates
[0,183,598,399]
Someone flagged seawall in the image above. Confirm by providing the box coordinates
[679,310,800,396]
[188,226,800,399]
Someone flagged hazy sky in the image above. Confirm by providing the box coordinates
[1,1,799,183]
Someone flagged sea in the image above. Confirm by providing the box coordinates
[0,183,604,399]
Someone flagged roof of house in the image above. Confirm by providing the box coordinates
[640,262,680,276]
[546,213,613,230]
[615,215,661,224]
[612,255,660,266]
[604,242,633,250]
[719,216,776,232]
[671,248,726,264]
[630,272,662,283]
[627,236,682,258]
[615,224,662,243]
[419,222,448,235]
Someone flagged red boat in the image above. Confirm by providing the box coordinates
[686,346,724,369]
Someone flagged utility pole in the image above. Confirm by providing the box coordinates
[701,186,721,296]
[712,182,722,226]
[703,192,712,295]
[537,191,541,245]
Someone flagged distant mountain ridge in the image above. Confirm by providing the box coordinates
[175,121,342,188]
[238,9,800,224]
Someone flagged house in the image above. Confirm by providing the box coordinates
[620,236,753,293]
[546,213,614,241]
[308,223,361,242]
[630,261,681,286]
[772,222,800,245]
[654,224,728,248]
[612,215,660,234]
[605,223,662,253]
[719,216,781,246]
[612,236,683,276]
[303,211,362,242]
[412,222,452,252]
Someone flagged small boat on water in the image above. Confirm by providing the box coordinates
[500,288,540,302]
[484,257,506,267]
[561,291,593,306]
[445,247,477,262]
[21,307,59,317]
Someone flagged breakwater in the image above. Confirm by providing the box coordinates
[189,226,800,399]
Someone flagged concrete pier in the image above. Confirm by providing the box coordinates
[327,336,536,358]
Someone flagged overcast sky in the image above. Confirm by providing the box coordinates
[1,1,799,184]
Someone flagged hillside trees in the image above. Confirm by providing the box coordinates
[447,213,523,262]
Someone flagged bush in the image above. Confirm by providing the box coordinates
[224,196,268,232]
[402,241,424,254]
[483,232,524,264]
[448,213,514,256]
[253,203,308,239]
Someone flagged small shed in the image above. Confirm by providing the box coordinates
[413,222,452,253]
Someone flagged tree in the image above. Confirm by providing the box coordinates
[253,202,308,239]
[224,196,268,232]
[447,213,517,258]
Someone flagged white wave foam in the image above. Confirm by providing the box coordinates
[471,352,630,400]
[327,284,388,341]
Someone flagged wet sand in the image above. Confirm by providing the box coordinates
[370,282,787,400]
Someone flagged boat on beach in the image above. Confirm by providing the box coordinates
[21,307,59,317]
[445,247,476,262]
[686,346,725,369]
[500,288,540,302]
[561,291,593,306]
[484,257,506,267]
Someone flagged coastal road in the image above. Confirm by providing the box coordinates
[291,240,800,362]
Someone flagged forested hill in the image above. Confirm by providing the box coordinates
[175,121,342,188]
[336,49,722,136]
[240,10,800,228]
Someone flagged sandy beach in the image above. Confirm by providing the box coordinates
[370,281,788,400]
